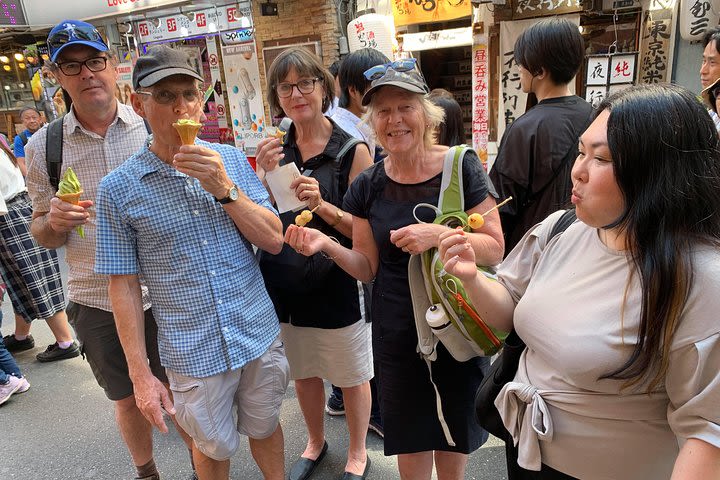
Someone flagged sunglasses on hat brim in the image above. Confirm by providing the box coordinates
[48,25,107,52]
[364,58,418,81]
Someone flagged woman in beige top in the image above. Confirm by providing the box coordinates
[439,84,720,479]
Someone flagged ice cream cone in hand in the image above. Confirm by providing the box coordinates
[55,167,85,238]
[173,119,203,145]
[56,192,82,205]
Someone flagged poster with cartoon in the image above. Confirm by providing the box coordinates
[221,40,267,156]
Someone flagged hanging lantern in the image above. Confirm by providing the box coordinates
[347,13,395,60]
[679,0,720,41]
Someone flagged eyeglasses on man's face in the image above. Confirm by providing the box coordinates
[275,77,321,98]
[136,88,204,105]
[55,57,109,76]
[363,58,418,81]
[48,24,107,52]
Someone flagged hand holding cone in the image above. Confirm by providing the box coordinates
[56,167,85,238]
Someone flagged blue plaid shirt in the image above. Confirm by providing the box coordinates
[95,140,280,378]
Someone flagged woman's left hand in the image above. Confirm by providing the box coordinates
[290,175,322,210]
[390,223,444,255]
[285,224,326,257]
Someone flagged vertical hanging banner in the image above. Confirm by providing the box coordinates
[392,0,472,27]
[472,32,489,167]
[639,0,677,84]
[206,38,228,130]
[221,40,267,156]
[116,62,134,107]
[497,15,579,141]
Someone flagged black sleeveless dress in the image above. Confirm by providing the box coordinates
[343,150,493,455]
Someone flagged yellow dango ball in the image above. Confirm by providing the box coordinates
[468,213,484,229]
[295,209,313,226]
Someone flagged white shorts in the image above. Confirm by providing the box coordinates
[167,336,290,461]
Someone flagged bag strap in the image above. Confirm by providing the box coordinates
[437,145,470,215]
[46,118,64,191]
[549,208,577,239]
[19,131,28,146]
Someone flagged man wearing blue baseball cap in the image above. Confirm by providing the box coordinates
[26,20,194,480]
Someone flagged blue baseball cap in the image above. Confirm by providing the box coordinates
[48,20,109,62]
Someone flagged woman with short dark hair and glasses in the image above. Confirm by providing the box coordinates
[255,47,374,480]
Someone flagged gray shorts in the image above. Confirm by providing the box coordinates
[167,336,290,461]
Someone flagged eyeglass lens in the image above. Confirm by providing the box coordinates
[144,89,202,104]
[276,78,318,98]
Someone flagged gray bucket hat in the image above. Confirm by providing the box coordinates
[362,67,429,106]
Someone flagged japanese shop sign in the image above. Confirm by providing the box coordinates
[679,0,720,41]
[584,53,637,107]
[472,33,490,167]
[136,4,252,43]
[392,0,472,27]
[347,13,395,59]
[639,0,676,84]
[402,27,473,51]
[512,0,583,20]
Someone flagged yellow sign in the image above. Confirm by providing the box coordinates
[392,0,472,27]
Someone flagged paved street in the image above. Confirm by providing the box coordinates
[0,249,508,479]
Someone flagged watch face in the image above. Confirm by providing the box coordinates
[229,185,239,201]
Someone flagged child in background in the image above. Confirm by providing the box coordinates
[0,283,30,405]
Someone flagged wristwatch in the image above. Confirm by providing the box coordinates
[217,184,239,204]
[329,208,344,227]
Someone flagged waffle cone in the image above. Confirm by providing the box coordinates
[173,123,202,145]
[56,191,82,205]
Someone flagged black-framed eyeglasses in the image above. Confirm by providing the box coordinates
[136,88,204,105]
[364,58,418,81]
[48,24,107,52]
[275,78,321,98]
[55,57,108,76]
[712,85,720,99]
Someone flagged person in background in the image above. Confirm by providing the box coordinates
[489,18,592,255]
[284,61,503,480]
[96,45,289,480]
[13,106,43,175]
[0,282,31,405]
[701,76,720,120]
[700,26,720,131]
[0,131,77,363]
[26,20,193,480]
[326,47,390,438]
[325,58,342,116]
[428,89,467,147]
[439,84,720,479]
[255,47,374,480]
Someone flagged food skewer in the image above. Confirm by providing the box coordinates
[468,196,513,229]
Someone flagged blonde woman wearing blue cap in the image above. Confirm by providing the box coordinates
[26,20,194,480]
[284,59,504,479]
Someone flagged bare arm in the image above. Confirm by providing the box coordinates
[16,156,27,177]
[671,438,720,480]
[284,215,378,283]
[439,228,516,332]
[173,144,283,254]
[109,274,174,433]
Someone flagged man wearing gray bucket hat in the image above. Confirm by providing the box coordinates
[95,45,289,480]
[27,20,195,480]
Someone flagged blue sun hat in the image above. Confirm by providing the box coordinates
[48,20,109,62]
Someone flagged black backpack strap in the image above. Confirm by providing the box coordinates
[18,131,28,146]
[549,208,577,239]
[143,118,152,134]
[336,137,362,162]
[45,118,64,191]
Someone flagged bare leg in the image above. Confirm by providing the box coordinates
[294,377,326,459]
[115,395,153,467]
[249,423,285,480]
[44,310,74,343]
[193,445,230,480]
[341,382,370,475]
[398,451,433,480]
[13,314,30,337]
[435,450,469,480]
